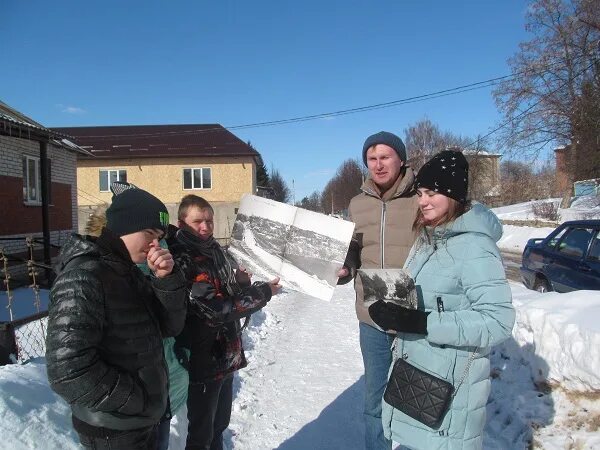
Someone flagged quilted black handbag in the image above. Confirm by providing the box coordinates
[384,352,476,429]
[383,358,453,428]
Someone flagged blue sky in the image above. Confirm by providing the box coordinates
[2,0,529,200]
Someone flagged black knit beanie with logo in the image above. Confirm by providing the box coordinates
[106,186,170,237]
[415,150,469,203]
[362,131,407,166]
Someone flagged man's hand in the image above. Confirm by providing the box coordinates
[235,266,253,285]
[337,266,350,278]
[268,277,282,296]
[147,239,175,278]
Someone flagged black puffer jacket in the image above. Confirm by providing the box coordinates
[45,229,187,431]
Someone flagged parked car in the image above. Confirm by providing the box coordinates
[520,220,600,293]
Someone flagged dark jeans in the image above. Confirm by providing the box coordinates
[78,425,157,450]
[186,374,233,450]
[156,416,171,450]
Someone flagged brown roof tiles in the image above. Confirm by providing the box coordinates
[50,124,258,159]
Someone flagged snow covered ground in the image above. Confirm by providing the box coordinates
[1,282,599,449]
[1,199,599,449]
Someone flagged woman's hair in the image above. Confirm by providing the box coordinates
[177,194,214,221]
[412,196,470,234]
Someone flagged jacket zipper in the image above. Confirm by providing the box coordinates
[380,201,386,268]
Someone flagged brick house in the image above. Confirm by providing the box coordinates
[0,101,89,283]
[51,124,260,241]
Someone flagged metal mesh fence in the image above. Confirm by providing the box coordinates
[1,237,51,365]
[13,313,48,362]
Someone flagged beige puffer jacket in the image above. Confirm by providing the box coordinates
[345,167,418,327]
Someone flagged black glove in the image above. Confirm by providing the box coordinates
[368,300,430,335]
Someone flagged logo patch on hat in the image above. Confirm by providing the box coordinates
[159,211,170,227]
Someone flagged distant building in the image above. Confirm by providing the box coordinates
[554,145,570,193]
[0,101,88,282]
[555,145,599,198]
[51,124,260,240]
[574,179,599,197]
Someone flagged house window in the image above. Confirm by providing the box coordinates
[22,155,41,203]
[183,168,212,190]
[99,169,127,192]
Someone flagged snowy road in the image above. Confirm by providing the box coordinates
[229,284,365,449]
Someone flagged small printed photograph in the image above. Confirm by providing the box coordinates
[358,268,417,309]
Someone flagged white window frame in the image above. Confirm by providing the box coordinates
[23,155,41,204]
[99,169,127,192]
[183,167,212,190]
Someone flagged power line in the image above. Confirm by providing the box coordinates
[226,76,511,130]
[70,74,515,140]
[77,188,107,205]
[62,56,593,141]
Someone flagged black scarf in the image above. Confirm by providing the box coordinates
[175,228,240,296]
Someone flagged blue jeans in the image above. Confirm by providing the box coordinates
[359,322,394,450]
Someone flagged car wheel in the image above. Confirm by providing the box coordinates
[534,277,551,293]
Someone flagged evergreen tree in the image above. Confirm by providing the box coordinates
[248,141,270,188]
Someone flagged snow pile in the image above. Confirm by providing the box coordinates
[511,285,600,391]
[492,196,600,223]
[486,284,600,450]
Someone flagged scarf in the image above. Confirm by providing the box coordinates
[175,228,241,296]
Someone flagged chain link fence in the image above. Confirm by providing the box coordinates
[1,237,52,365]
[2,312,48,363]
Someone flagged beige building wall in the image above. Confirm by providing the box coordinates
[76,156,256,239]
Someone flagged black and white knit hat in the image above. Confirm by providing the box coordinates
[106,182,170,237]
[415,150,469,203]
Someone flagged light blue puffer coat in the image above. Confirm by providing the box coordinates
[382,203,515,450]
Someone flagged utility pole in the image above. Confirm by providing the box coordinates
[331,192,334,215]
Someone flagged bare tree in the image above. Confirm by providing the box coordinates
[270,169,291,203]
[333,159,365,209]
[297,191,323,212]
[575,0,600,31]
[404,118,471,171]
[492,0,600,207]
[320,159,365,214]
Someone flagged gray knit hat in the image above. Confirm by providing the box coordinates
[362,131,407,166]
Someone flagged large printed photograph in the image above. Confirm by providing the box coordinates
[229,194,355,301]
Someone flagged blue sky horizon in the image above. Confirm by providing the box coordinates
[3,1,533,201]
